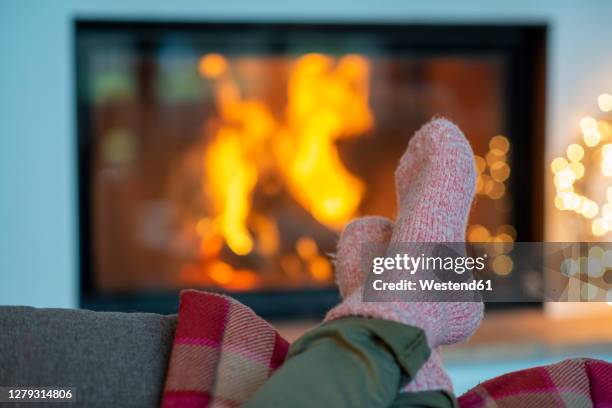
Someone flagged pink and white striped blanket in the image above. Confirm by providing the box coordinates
[162,290,289,407]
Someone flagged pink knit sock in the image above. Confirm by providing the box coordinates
[326,118,484,394]
[392,118,477,244]
[334,216,394,299]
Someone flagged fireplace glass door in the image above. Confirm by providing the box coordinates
[76,22,545,315]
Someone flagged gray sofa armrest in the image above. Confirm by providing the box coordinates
[0,306,176,407]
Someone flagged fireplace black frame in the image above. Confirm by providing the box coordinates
[76,20,546,317]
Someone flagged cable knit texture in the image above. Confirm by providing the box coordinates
[325,118,484,395]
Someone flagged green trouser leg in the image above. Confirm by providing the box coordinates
[244,317,457,408]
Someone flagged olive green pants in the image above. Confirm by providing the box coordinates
[245,317,456,408]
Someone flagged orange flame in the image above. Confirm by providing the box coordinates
[204,128,258,255]
[279,54,372,228]
[197,53,373,256]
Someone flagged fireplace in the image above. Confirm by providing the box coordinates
[76,21,545,316]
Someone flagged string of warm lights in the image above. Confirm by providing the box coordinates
[552,93,612,237]
[467,135,515,276]
[475,135,511,199]
[551,94,612,304]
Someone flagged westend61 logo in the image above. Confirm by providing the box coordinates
[360,242,612,303]
[370,277,492,293]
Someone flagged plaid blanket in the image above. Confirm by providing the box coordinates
[459,357,612,408]
[161,290,289,408]
[162,290,612,407]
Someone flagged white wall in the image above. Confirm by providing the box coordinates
[1,0,611,308]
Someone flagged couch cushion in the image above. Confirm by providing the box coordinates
[0,306,176,407]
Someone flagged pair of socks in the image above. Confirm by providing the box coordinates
[326,118,484,394]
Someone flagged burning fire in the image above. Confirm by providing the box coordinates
[204,129,258,255]
[279,54,372,228]
[197,53,373,258]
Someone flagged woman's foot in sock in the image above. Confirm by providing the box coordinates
[393,117,477,243]
[391,118,483,345]
[334,216,394,299]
